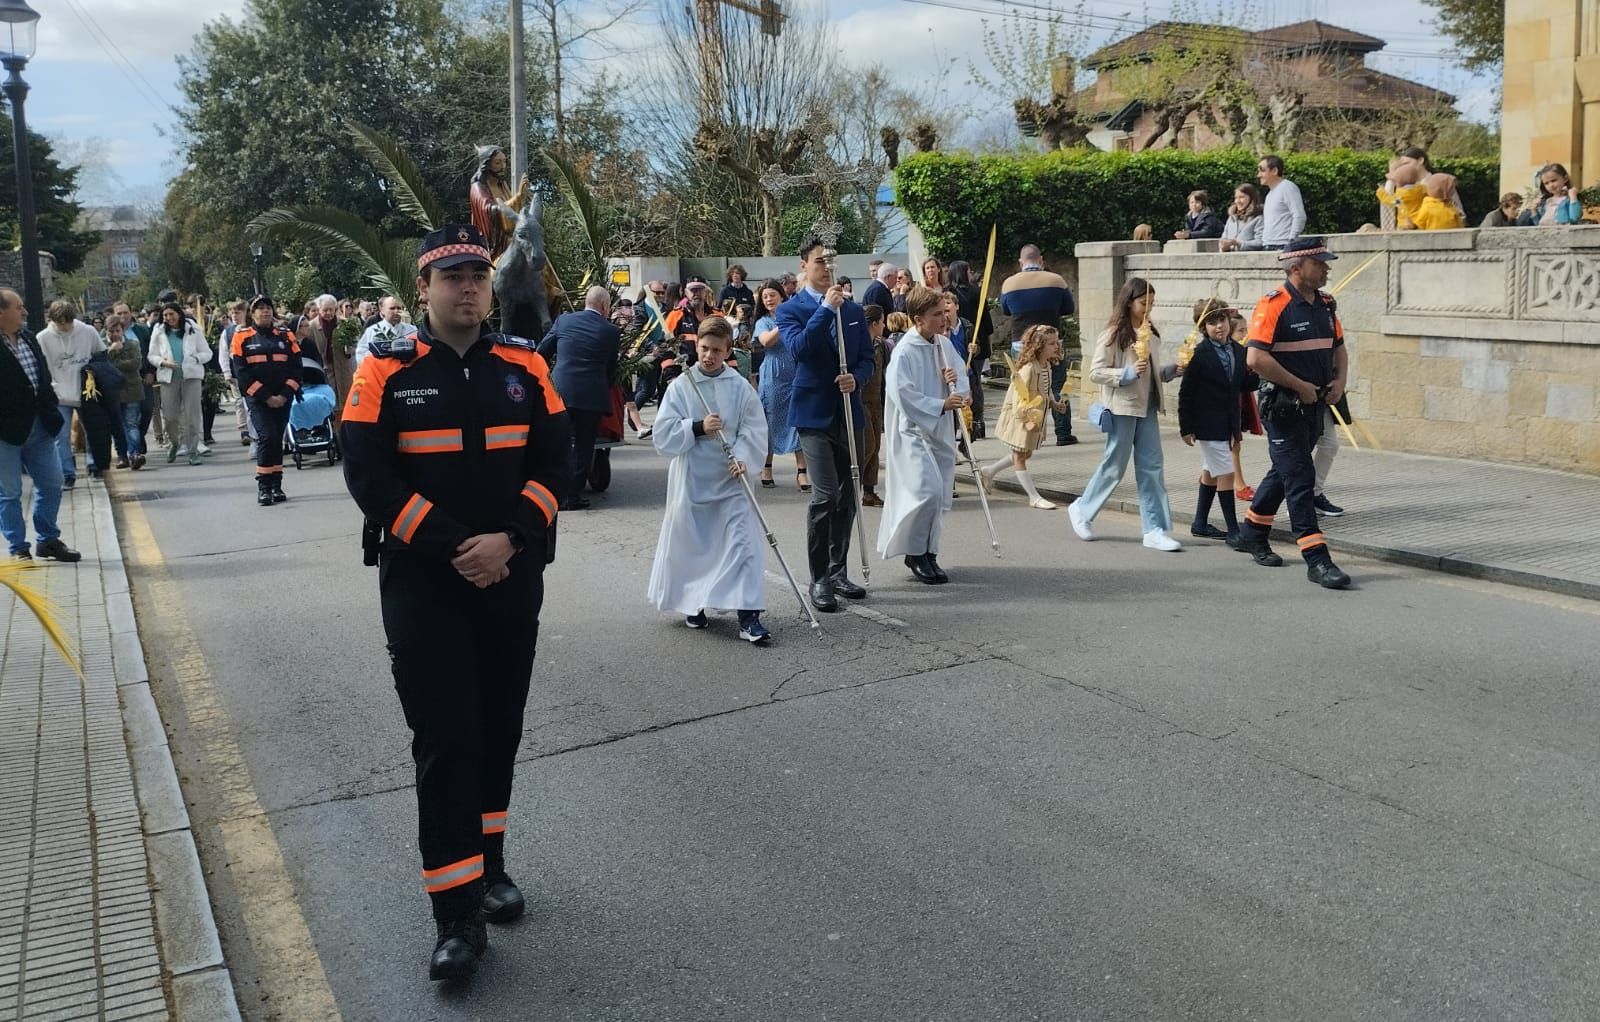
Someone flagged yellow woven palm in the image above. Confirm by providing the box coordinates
[0,560,84,678]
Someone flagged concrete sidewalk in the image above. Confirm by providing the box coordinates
[0,480,239,1021]
[966,406,1600,599]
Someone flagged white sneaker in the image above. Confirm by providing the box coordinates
[175,445,189,457]
[1067,501,1094,541]
[197,442,212,456]
[1142,530,1182,552]
[1030,498,1058,510]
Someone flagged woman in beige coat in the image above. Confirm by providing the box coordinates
[1066,276,1183,550]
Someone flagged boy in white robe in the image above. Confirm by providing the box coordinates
[647,317,774,643]
[877,286,971,585]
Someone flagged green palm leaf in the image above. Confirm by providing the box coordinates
[346,120,444,231]
[246,207,418,307]
[542,147,605,286]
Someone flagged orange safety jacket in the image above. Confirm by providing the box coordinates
[230,326,304,402]
[339,322,571,561]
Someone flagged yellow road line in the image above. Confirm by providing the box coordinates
[115,487,343,1021]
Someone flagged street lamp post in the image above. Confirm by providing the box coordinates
[1,0,42,333]
[250,241,264,297]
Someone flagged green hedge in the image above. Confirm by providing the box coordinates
[894,148,1500,262]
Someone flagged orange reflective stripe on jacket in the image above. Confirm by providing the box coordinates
[421,854,484,894]
[521,480,558,525]
[245,354,269,364]
[1248,290,1291,347]
[392,493,433,543]
[481,811,508,835]
[396,428,464,454]
[484,425,529,450]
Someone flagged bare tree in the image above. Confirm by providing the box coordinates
[527,0,651,147]
[968,7,1093,150]
[640,0,843,253]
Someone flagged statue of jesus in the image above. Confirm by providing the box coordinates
[469,145,531,263]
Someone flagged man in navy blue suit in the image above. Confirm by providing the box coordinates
[776,236,878,613]
[538,286,621,510]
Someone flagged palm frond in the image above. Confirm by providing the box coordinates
[374,238,422,309]
[0,561,83,679]
[541,147,606,283]
[248,207,404,295]
[345,120,444,231]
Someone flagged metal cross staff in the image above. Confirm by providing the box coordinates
[761,158,882,584]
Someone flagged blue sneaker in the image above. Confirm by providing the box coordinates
[737,611,771,645]
[685,611,707,629]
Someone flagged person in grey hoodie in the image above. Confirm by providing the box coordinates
[35,300,105,488]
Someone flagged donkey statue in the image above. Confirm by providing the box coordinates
[493,197,555,342]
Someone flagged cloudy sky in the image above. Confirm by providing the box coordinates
[21,0,1496,205]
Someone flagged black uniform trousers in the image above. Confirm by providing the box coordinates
[380,550,544,920]
[1240,406,1328,563]
[567,408,602,497]
[248,400,291,475]
[797,418,864,582]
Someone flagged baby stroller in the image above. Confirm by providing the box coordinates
[285,355,341,469]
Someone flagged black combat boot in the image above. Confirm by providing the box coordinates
[429,915,488,982]
[1307,558,1352,589]
[270,475,288,503]
[257,476,274,507]
[429,883,488,982]
[1242,538,1283,567]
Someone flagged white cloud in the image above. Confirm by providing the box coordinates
[34,0,243,67]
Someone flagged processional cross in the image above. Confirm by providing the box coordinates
[758,156,882,250]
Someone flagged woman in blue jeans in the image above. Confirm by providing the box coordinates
[1067,276,1183,551]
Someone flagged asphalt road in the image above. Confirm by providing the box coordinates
[117,425,1600,1022]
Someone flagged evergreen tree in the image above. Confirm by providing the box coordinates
[0,110,99,274]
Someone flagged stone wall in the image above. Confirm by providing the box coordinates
[0,251,58,308]
[1074,227,1600,475]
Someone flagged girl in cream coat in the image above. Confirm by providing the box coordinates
[1066,276,1183,550]
[146,303,212,465]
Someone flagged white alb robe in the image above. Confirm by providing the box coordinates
[647,364,770,615]
[877,329,970,558]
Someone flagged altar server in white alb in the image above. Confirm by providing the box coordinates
[647,316,774,644]
[876,286,970,586]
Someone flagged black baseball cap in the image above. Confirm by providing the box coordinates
[418,224,493,272]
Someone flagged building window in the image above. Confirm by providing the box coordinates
[1176,124,1199,150]
[111,251,140,277]
[1113,135,1133,152]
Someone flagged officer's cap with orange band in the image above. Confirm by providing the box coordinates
[1277,236,1338,262]
[418,223,493,272]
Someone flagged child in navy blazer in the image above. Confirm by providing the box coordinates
[1177,300,1256,544]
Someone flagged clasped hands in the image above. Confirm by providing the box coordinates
[453,532,514,589]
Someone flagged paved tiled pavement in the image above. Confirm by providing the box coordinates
[966,401,1600,599]
[0,480,238,1021]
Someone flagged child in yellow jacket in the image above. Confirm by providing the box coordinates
[1413,173,1466,230]
[1377,158,1427,229]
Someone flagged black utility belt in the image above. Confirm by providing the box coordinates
[1257,381,1328,422]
